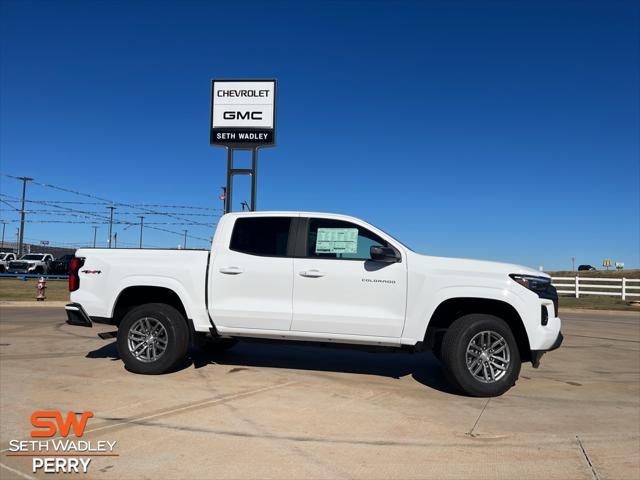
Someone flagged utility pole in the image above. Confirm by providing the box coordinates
[138,216,144,248]
[107,206,116,248]
[92,226,98,248]
[219,187,227,212]
[1,221,6,251]
[571,256,575,272]
[183,230,187,249]
[17,177,33,256]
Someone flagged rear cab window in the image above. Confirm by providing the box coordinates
[230,217,293,257]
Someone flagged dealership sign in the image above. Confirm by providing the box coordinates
[210,79,276,147]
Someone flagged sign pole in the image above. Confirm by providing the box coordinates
[225,148,233,214]
[250,147,258,211]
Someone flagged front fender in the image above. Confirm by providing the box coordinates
[402,284,536,345]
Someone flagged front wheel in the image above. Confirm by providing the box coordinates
[117,303,190,374]
[440,314,521,397]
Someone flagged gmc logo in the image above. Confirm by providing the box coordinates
[223,111,262,120]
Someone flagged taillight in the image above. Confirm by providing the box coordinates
[69,257,85,292]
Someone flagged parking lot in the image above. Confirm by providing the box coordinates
[0,306,638,480]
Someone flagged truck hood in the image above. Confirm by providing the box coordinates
[410,253,548,280]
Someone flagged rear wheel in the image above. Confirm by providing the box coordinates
[117,303,189,374]
[440,314,520,397]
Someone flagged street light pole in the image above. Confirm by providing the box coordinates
[138,216,144,248]
[17,177,33,256]
[107,206,116,248]
[183,230,187,249]
[92,226,98,248]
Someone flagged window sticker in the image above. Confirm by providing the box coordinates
[315,228,358,254]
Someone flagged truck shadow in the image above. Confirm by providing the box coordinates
[192,341,461,395]
[86,340,460,395]
[86,341,119,360]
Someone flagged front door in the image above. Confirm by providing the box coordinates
[291,217,407,337]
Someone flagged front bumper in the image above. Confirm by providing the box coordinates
[65,303,93,327]
[530,331,563,368]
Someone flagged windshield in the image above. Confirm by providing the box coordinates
[20,255,45,261]
[373,224,414,252]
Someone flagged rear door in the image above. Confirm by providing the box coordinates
[291,217,407,337]
[210,215,296,331]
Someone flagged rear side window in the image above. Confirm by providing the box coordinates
[230,217,292,257]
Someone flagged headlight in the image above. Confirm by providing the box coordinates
[509,274,551,293]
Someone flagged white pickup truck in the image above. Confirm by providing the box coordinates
[66,211,562,397]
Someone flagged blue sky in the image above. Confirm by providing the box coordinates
[1,0,638,269]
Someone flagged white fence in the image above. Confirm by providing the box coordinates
[551,277,640,300]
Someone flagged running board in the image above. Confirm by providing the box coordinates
[97,331,117,340]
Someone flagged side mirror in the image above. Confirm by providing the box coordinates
[370,246,400,263]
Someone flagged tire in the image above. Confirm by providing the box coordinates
[117,303,190,374]
[440,314,521,397]
[34,267,44,274]
[431,342,442,362]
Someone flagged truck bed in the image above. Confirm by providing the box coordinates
[71,248,211,325]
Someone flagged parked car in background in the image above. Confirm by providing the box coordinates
[7,253,54,274]
[0,252,17,273]
[49,254,75,275]
[578,265,596,271]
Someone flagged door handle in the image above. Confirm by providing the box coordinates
[219,266,244,275]
[299,269,325,278]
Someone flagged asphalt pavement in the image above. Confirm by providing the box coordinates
[0,306,638,479]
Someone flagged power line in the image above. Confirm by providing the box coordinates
[4,199,220,210]
[0,208,219,217]
[21,220,215,226]
[14,175,217,228]
[1,174,216,245]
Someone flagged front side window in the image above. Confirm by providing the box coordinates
[230,217,292,257]
[306,218,391,260]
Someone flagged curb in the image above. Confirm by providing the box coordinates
[0,301,68,308]
[560,307,640,316]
